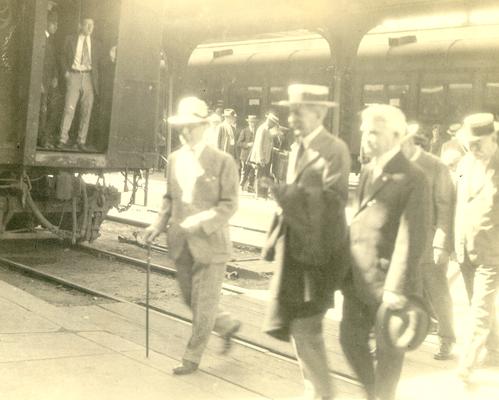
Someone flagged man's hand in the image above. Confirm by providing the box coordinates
[433,248,450,265]
[382,291,408,310]
[179,216,201,234]
[143,225,162,244]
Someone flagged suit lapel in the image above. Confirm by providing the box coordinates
[354,152,405,217]
[293,129,328,182]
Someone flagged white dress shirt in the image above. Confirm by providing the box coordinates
[72,34,92,71]
[370,145,401,181]
[286,125,323,184]
[175,142,206,204]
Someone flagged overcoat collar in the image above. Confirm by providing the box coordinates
[355,151,407,217]
[293,128,330,182]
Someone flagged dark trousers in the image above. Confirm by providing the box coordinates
[255,163,271,198]
[340,291,404,400]
[459,256,499,370]
[422,262,456,343]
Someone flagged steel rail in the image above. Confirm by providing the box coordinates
[0,252,361,388]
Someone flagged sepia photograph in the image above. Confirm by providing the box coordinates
[1,0,499,399]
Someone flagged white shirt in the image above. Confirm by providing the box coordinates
[72,34,92,71]
[175,143,206,204]
[45,31,50,38]
[371,145,401,181]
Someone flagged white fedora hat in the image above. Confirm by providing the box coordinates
[168,97,210,125]
[274,84,337,108]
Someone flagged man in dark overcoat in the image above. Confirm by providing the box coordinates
[262,84,350,400]
[401,128,456,360]
[340,104,429,400]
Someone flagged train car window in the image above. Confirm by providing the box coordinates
[247,86,263,116]
[387,84,410,113]
[448,83,473,123]
[362,84,386,106]
[484,82,499,118]
[418,85,445,124]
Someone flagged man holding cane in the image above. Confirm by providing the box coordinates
[144,96,241,375]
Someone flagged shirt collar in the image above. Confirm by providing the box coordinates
[183,141,206,158]
[372,145,401,172]
[45,31,50,38]
[301,125,323,149]
[410,146,422,162]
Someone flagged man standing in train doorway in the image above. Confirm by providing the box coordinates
[144,97,241,375]
[217,108,238,157]
[263,84,350,400]
[341,104,429,400]
[57,17,99,151]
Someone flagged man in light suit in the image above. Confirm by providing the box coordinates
[455,113,499,382]
[340,104,429,400]
[249,112,279,199]
[57,17,99,151]
[144,97,241,375]
[263,84,350,400]
[402,126,456,360]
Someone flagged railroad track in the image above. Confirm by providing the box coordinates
[0,243,361,389]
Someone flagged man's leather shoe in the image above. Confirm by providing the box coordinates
[221,320,241,354]
[434,341,454,360]
[55,141,69,150]
[172,360,198,375]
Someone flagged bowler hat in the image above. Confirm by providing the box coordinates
[274,84,337,108]
[376,296,430,352]
[168,97,210,125]
[460,113,499,143]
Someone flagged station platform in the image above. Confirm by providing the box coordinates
[0,279,362,400]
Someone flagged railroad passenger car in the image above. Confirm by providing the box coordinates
[0,0,162,241]
[184,24,499,163]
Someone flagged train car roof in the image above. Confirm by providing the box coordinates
[188,24,499,70]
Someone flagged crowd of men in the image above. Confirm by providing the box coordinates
[144,83,499,400]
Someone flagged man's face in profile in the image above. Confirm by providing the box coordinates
[80,19,94,36]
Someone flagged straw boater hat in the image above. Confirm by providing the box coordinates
[274,84,338,107]
[223,108,237,118]
[447,123,462,136]
[376,296,430,353]
[266,112,279,125]
[458,113,499,144]
[167,97,210,125]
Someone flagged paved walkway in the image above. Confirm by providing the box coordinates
[0,280,362,400]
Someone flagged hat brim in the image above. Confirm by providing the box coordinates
[376,296,430,353]
[167,115,209,125]
[458,121,499,143]
[273,100,338,108]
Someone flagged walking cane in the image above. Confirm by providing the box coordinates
[146,244,151,358]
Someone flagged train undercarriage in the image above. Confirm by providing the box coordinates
[0,170,121,243]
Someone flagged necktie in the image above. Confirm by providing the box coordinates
[294,142,305,173]
[81,37,90,69]
[361,167,374,203]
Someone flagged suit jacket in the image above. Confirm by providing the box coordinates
[61,34,100,95]
[262,128,351,341]
[152,145,239,265]
[348,151,429,305]
[454,149,499,266]
[249,123,273,165]
[236,127,255,161]
[217,122,236,158]
[42,34,57,91]
[412,150,454,263]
